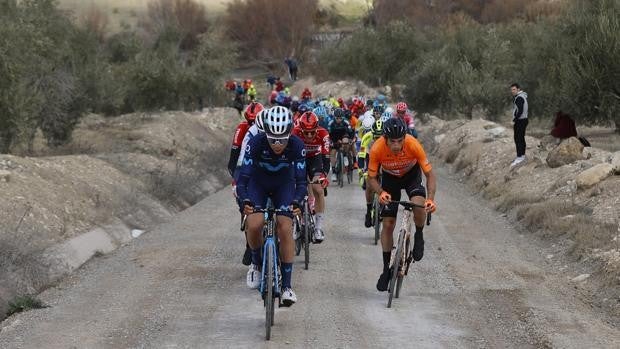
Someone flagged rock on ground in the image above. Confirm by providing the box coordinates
[546,137,585,168]
[576,163,615,189]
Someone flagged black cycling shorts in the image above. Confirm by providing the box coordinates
[381,165,426,218]
[306,156,324,180]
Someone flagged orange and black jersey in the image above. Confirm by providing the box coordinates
[368,135,432,178]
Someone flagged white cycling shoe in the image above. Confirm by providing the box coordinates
[246,264,261,289]
[281,288,297,306]
[313,229,324,243]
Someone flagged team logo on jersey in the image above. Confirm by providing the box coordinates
[296,161,306,170]
[243,158,253,166]
[301,149,306,157]
[245,144,251,153]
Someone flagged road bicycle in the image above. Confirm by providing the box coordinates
[293,179,324,270]
[241,205,290,340]
[386,201,431,308]
[293,197,313,270]
[334,139,354,187]
[371,193,381,245]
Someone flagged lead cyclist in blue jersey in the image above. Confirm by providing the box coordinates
[236,106,307,306]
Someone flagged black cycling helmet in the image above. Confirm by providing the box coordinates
[333,108,345,118]
[383,117,407,139]
[344,109,352,119]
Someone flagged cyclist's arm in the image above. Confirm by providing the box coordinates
[409,136,435,199]
[321,131,331,174]
[321,154,331,175]
[367,148,382,194]
[227,147,240,177]
[228,124,246,176]
[236,137,258,201]
[292,141,308,202]
[424,169,436,201]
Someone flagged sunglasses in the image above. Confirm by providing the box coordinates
[302,130,317,136]
[267,137,288,146]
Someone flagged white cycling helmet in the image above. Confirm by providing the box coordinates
[255,109,266,133]
[362,115,375,130]
[385,106,394,114]
[264,106,293,139]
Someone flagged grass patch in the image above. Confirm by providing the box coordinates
[6,295,48,317]
[495,193,543,212]
[514,200,615,257]
[444,146,460,164]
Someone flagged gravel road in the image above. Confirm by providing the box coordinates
[1,166,618,348]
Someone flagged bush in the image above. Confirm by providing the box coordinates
[329,0,619,128]
[0,0,86,152]
[321,21,425,86]
[0,0,237,154]
[6,295,47,316]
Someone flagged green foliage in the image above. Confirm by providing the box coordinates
[323,1,620,127]
[321,22,425,86]
[6,295,47,316]
[0,0,237,154]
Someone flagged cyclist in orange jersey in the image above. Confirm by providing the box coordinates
[367,118,437,292]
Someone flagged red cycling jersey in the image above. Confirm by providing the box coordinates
[292,126,330,157]
[397,112,415,129]
[231,121,250,149]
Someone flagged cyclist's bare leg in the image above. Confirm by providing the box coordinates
[410,195,426,261]
[307,183,315,206]
[329,148,337,168]
[380,217,397,253]
[311,179,325,233]
[246,213,265,250]
[365,184,373,204]
[312,182,324,212]
[410,195,426,227]
[276,215,294,263]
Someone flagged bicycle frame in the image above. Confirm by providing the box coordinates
[387,201,431,308]
[260,209,280,297]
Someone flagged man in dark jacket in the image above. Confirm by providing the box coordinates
[510,83,529,168]
[285,57,298,81]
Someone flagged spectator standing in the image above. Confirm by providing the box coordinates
[285,57,298,81]
[266,75,277,90]
[510,83,529,168]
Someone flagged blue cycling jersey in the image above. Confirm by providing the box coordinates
[236,133,308,206]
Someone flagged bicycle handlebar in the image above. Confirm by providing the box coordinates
[240,207,293,230]
[388,201,432,226]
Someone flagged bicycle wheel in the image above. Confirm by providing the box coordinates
[395,236,410,298]
[294,220,301,256]
[337,152,344,188]
[373,195,380,245]
[387,230,404,308]
[265,246,274,340]
[303,210,310,270]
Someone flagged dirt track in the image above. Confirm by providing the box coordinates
[1,165,618,348]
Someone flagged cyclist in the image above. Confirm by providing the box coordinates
[237,106,307,306]
[395,102,418,138]
[359,119,382,227]
[228,102,264,178]
[367,117,437,292]
[301,88,312,102]
[293,111,331,242]
[247,84,257,102]
[345,109,359,169]
[328,108,355,181]
[228,102,264,265]
[313,105,330,129]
